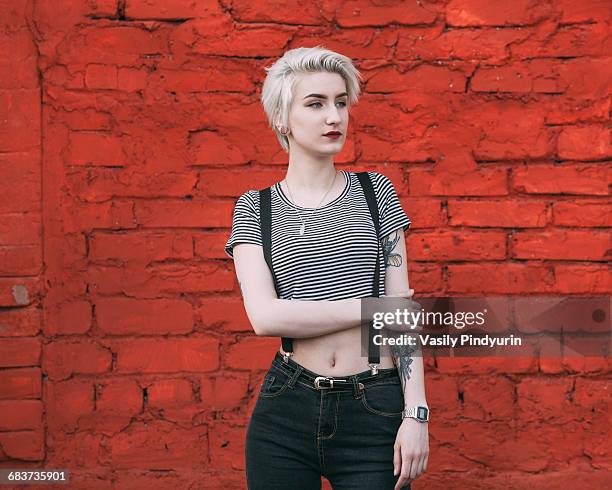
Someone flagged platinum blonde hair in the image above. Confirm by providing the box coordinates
[261,45,363,153]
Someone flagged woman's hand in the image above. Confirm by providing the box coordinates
[393,418,429,489]
[378,289,424,334]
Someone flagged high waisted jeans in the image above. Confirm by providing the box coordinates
[246,351,411,489]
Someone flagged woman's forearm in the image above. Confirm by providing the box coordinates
[390,341,428,408]
[251,297,364,338]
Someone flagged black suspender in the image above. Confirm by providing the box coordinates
[356,171,381,374]
[258,171,381,374]
[259,187,294,358]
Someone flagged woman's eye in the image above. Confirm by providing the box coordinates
[309,101,347,108]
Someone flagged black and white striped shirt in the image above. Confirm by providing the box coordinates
[224,171,411,301]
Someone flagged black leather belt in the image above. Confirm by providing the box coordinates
[314,376,365,390]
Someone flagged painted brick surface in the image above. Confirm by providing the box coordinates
[0,0,610,488]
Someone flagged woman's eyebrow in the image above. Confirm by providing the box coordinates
[303,92,348,100]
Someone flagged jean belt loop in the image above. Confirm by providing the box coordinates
[288,365,303,388]
[351,375,364,399]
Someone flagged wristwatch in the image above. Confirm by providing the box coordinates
[402,405,429,422]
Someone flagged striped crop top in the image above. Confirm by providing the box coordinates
[224,170,411,301]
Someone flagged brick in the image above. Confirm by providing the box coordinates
[0,154,41,214]
[460,377,514,421]
[0,245,41,275]
[90,230,193,262]
[472,60,565,94]
[134,199,234,228]
[198,373,250,410]
[410,168,508,196]
[448,199,547,227]
[436,350,538,375]
[558,57,612,98]
[573,378,612,411]
[0,308,40,336]
[83,0,116,17]
[356,131,428,164]
[556,0,612,23]
[511,22,610,59]
[0,400,43,430]
[513,164,609,195]
[511,230,610,260]
[96,297,193,335]
[63,200,135,233]
[0,212,41,245]
[473,104,554,160]
[195,232,230,260]
[408,263,444,293]
[94,378,142,415]
[87,263,235,295]
[43,340,111,381]
[107,420,208,470]
[125,0,220,19]
[423,375,461,420]
[44,300,91,335]
[67,132,126,166]
[65,167,197,203]
[0,431,44,461]
[397,27,529,62]
[113,337,219,373]
[84,64,117,89]
[367,65,466,93]
[448,263,554,293]
[224,337,280,370]
[401,198,445,229]
[197,169,284,198]
[517,377,576,423]
[558,125,612,161]
[408,230,506,261]
[117,67,148,92]
[147,379,194,407]
[553,264,610,294]
[0,368,41,399]
[198,297,252,332]
[0,338,41,367]
[553,201,612,227]
[46,379,94,433]
[208,422,246,470]
[446,0,550,26]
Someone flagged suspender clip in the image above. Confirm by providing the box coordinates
[368,363,379,375]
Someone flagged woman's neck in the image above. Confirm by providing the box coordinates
[284,163,337,192]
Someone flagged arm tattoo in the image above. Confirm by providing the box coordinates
[389,338,418,383]
[381,231,402,268]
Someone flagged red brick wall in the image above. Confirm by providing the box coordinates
[0,0,610,488]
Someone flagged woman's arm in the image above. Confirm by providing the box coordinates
[384,227,430,487]
[232,243,363,337]
[383,228,427,405]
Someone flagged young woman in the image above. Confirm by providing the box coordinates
[225,46,429,490]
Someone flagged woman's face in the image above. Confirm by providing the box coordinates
[286,71,349,156]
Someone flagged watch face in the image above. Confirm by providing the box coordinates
[417,407,429,421]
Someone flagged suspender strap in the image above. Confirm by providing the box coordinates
[259,187,294,357]
[356,172,381,369]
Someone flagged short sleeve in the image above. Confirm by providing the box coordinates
[224,191,262,258]
[370,172,411,239]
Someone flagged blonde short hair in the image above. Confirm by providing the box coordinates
[261,45,363,153]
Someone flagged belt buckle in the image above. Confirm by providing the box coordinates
[314,376,333,389]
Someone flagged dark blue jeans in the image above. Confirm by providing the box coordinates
[246,352,411,489]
